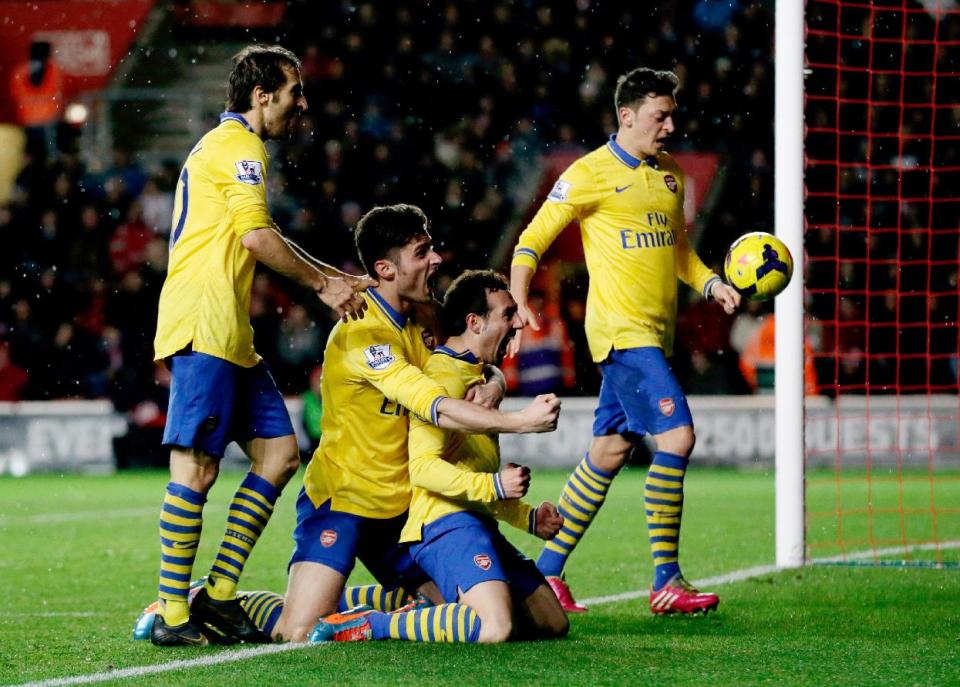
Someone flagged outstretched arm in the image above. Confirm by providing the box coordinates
[241,227,368,320]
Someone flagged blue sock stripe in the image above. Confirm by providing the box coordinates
[233,490,275,516]
[413,610,424,641]
[159,521,202,535]
[647,468,686,482]
[218,540,250,558]
[644,495,683,507]
[228,503,269,528]
[166,482,206,505]
[247,593,272,619]
[161,502,204,520]
[649,535,679,544]
[564,480,602,509]
[651,451,689,471]
[559,524,584,540]
[558,494,593,520]
[160,553,194,566]
[398,613,410,640]
[159,569,192,583]
[548,537,575,553]
[227,515,264,534]
[645,483,684,495]
[159,584,188,597]
[466,608,480,642]
[262,601,282,634]
[210,565,239,582]
[570,470,607,499]
[556,503,591,528]
[239,472,280,504]
[215,550,244,569]
[583,452,617,480]
[233,491,275,516]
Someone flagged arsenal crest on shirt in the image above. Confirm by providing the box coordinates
[320,529,338,547]
[664,174,678,193]
[474,553,492,570]
[659,397,676,417]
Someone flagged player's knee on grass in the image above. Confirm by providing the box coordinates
[476,612,512,644]
[654,425,695,457]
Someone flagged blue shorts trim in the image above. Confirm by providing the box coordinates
[410,511,545,603]
[162,351,294,459]
[289,490,428,591]
[592,347,692,441]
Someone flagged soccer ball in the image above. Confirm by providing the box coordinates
[724,232,793,301]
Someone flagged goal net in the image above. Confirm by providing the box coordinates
[803,0,960,567]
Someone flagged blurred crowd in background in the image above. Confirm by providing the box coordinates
[11,0,953,436]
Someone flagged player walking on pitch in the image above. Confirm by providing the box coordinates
[510,68,741,614]
[273,204,561,643]
[151,45,373,646]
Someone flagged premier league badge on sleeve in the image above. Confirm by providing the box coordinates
[548,179,572,202]
[364,344,395,370]
[235,160,264,185]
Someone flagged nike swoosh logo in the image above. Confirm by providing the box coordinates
[615,185,632,193]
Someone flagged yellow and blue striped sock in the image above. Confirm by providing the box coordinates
[207,472,279,601]
[646,451,688,590]
[339,585,407,612]
[368,603,480,642]
[239,591,284,635]
[158,482,205,625]
[537,453,616,577]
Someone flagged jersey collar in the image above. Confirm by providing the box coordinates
[219,111,255,132]
[607,134,658,169]
[434,345,479,364]
[367,287,408,329]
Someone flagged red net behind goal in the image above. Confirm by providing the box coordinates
[804,0,960,566]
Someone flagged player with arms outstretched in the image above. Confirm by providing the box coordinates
[151,45,373,646]
[510,68,741,614]
[273,204,561,643]
[314,270,569,643]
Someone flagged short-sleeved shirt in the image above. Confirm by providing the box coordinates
[154,112,275,367]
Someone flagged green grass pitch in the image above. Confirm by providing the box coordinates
[1,468,957,686]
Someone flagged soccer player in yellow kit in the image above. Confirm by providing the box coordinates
[511,68,741,615]
[311,270,569,644]
[151,45,372,646]
[272,205,562,643]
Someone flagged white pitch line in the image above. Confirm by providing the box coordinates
[10,643,311,687]
[8,542,960,687]
[0,612,98,618]
[579,563,781,606]
[0,505,228,527]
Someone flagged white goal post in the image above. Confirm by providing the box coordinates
[774,0,806,568]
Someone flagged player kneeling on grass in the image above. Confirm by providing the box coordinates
[312,270,569,643]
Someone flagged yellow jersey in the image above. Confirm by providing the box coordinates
[303,288,448,519]
[512,136,720,360]
[155,113,275,367]
[401,346,535,543]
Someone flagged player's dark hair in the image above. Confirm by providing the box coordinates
[226,44,301,112]
[441,269,510,336]
[614,67,680,111]
[354,204,431,274]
